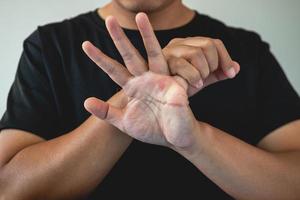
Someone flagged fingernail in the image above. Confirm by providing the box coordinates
[225,67,236,79]
[194,79,203,89]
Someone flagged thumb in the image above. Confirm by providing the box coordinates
[232,61,241,75]
[84,97,123,128]
[223,61,240,79]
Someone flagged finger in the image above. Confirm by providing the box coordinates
[82,41,132,87]
[201,40,219,74]
[105,16,147,75]
[84,97,124,129]
[204,61,240,87]
[168,57,203,89]
[135,12,169,74]
[176,38,219,74]
[184,46,211,80]
[163,45,210,80]
[175,37,237,78]
[213,39,237,78]
[173,75,188,93]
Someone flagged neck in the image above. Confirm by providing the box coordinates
[98,1,195,30]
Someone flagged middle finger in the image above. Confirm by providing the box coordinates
[106,16,148,76]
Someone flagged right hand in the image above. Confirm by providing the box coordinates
[163,37,240,96]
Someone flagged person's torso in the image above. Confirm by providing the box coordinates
[36,10,263,199]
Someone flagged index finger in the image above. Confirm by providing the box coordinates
[82,41,132,87]
[135,13,169,74]
[212,39,237,78]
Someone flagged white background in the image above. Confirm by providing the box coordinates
[0,0,299,115]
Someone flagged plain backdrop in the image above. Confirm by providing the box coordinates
[0,0,299,115]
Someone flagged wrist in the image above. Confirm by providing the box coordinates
[172,121,212,158]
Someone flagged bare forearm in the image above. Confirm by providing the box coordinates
[0,116,132,200]
[175,122,300,200]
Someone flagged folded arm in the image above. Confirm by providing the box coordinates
[174,119,300,200]
[0,92,132,200]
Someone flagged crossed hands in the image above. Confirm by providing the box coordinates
[82,13,240,149]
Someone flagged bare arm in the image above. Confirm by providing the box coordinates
[174,119,300,200]
[0,91,132,200]
[76,13,300,200]
[78,13,300,199]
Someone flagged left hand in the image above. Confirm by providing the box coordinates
[81,13,238,148]
[82,13,196,148]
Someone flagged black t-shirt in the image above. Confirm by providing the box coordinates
[1,9,300,199]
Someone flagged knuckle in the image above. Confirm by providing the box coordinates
[169,38,183,44]
[95,56,102,65]
[147,48,160,58]
[210,59,219,72]
[211,65,219,72]
[202,67,210,79]
[203,48,218,72]
[198,59,210,79]
[174,58,185,67]
[105,64,116,75]
[190,51,210,78]
[203,39,214,47]
[194,47,204,56]
[162,47,171,58]
[121,51,134,61]
[195,36,203,39]
[190,48,205,63]
[168,57,180,72]
[213,38,224,46]
[195,56,210,78]
[191,71,201,83]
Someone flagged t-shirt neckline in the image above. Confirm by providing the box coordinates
[90,8,201,35]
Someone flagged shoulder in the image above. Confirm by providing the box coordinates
[25,10,105,49]
[199,13,265,46]
[197,13,270,66]
[40,11,96,33]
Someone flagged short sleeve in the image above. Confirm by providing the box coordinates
[0,30,59,140]
[256,39,300,143]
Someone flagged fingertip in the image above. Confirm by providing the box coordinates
[135,12,147,21]
[226,67,236,79]
[82,41,90,50]
[105,15,125,41]
[224,61,239,79]
[224,61,240,79]
[233,61,240,74]
[84,97,97,113]
[105,15,113,20]
[193,79,204,89]
[135,12,149,28]
[105,15,115,24]
[105,15,117,28]
[82,41,97,54]
[84,97,108,119]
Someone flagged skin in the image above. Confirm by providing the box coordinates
[99,0,195,30]
[82,13,239,148]
[84,13,300,200]
[0,1,299,199]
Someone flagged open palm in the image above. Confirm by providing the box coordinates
[82,13,197,147]
[118,71,195,146]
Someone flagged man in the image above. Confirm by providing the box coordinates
[0,0,300,199]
